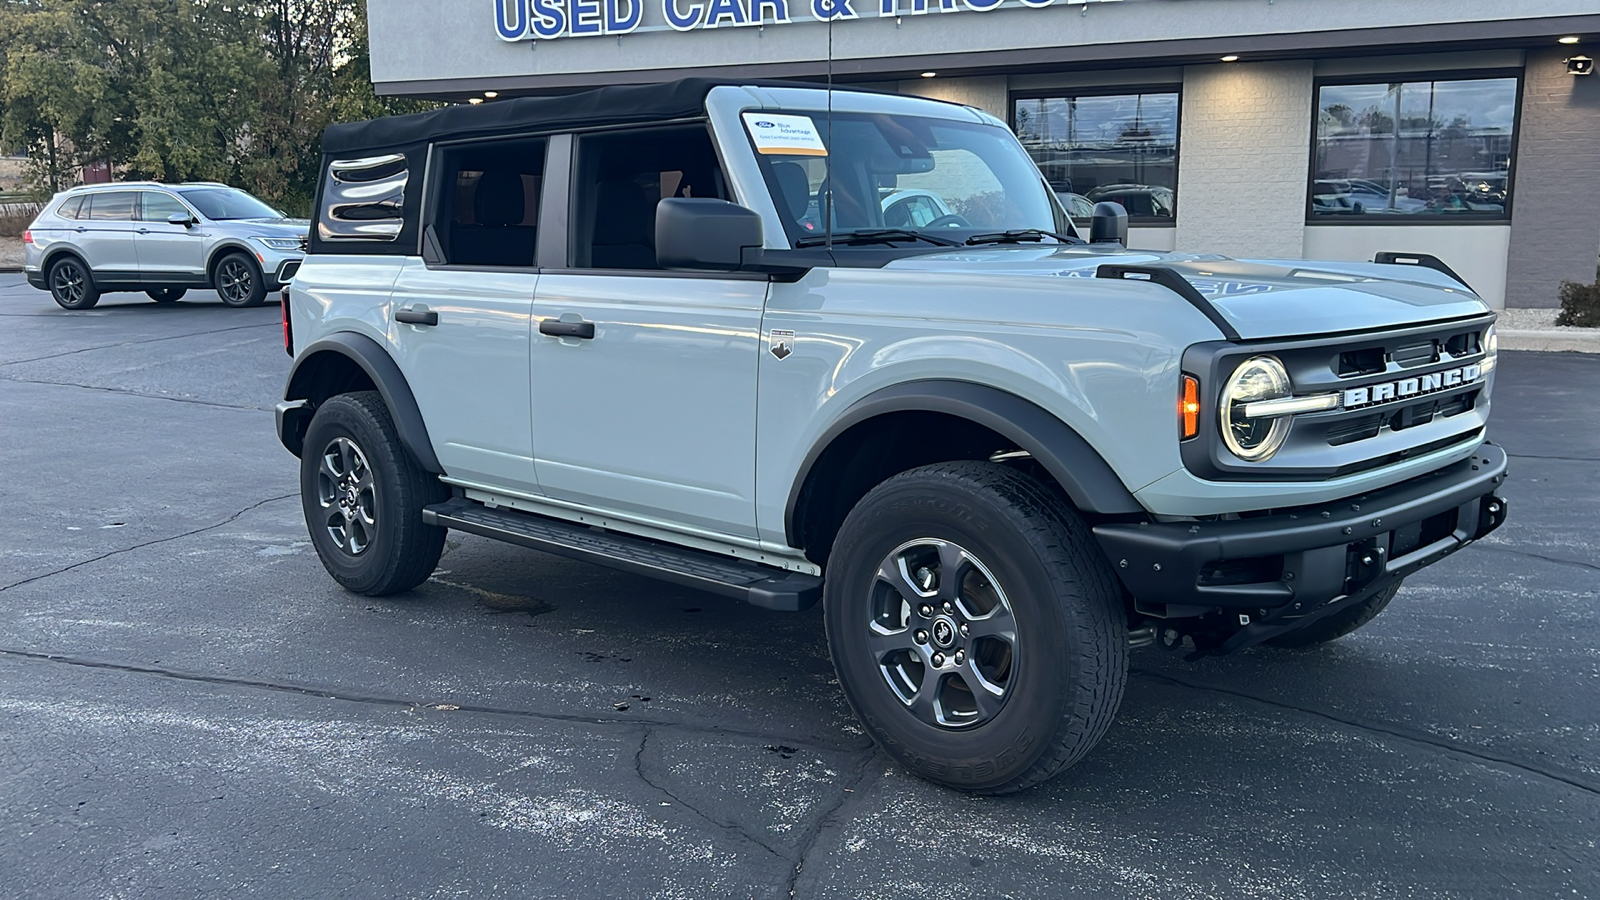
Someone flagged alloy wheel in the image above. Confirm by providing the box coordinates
[316,436,378,556]
[867,538,1019,729]
[217,259,255,305]
[52,263,86,305]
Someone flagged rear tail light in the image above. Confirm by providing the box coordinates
[281,289,293,357]
[1180,375,1201,440]
[22,230,33,244]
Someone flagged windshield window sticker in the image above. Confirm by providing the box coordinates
[769,329,795,360]
[743,113,828,157]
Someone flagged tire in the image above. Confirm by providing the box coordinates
[300,391,448,596]
[1267,580,1402,649]
[147,287,187,303]
[213,252,266,307]
[47,256,100,310]
[823,461,1127,794]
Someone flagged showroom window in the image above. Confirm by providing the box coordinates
[1310,74,1519,221]
[1012,89,1180,224]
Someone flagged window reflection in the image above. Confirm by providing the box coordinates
[1013,91,1181,223]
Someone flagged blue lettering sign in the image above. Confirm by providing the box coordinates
[664,0,704,29]
[810,0,855,21]
[706,0,749,26]
[962,0,1002,9]
[569,0,602,33]
[606,0,643,31]
[531,0,566,37]
[495,0,529,39]
[753,0,790,21]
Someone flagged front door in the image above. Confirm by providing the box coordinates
[134,191,206,281]
[529,124,765,537]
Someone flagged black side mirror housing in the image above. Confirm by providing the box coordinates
[656,198,764,271]
[1089,201,1128,246]
[168,212,195,228]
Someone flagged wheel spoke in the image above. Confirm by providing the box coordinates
[953,660,1006,722]
[964,604,1017,644]
[905,666,943,726]
[867,623,918,661]
[935,541,974,601]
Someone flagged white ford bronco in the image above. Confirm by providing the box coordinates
[278,80,1508,793]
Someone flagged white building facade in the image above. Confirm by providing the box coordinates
[366,0,1600,308]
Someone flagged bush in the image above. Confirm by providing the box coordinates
[0,203,43,238]
[1555,263,1600,328]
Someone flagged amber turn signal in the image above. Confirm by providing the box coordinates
[1180,375,1201,439]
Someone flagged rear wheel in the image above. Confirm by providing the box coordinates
[214,252,266,307]
[1267,581,1402,649]
[146,287,187,303]
[824,461,1127,794]
[48,256,100,310]
[300,391,448,595]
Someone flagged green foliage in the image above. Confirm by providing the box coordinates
[0,0,434,213]
[1555,263,1600,329]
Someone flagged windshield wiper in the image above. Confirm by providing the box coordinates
[796,229,962,248]
[964,229,1084,246]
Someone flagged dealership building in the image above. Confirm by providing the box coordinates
[366,0,1600,308]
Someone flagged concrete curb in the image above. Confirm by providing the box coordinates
[1499,328,1600,354]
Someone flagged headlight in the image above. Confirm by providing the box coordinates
[252,236,304,251]
[1220,356,1293,461]
[1482,324,1498,373]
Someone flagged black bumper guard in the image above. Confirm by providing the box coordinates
[1094,444,1509,645]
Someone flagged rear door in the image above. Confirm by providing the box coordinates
[387,135,549,493]
[77,191,141,276]
[134,191,206,281]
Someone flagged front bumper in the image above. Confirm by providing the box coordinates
[1095,443,1508,620]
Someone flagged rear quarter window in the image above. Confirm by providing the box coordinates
[56,196,85,219]
[318,154,409,243]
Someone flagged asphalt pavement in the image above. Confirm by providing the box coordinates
[1,275,1595,899]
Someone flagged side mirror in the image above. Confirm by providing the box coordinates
[656,198,763,271]
[168,212,195,228]
[1089,201,1128,246]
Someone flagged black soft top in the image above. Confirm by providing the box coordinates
[321,78,832,156]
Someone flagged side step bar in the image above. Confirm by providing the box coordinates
[421,498,822,612]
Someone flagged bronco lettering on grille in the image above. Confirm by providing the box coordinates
[1342,364,1482,410]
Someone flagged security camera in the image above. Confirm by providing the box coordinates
[1568,55,1595,76]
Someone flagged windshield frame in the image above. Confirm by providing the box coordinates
[743,108,1078,250]
[176,187,282,222]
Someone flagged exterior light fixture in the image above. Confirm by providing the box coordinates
[468,97,484,104]
[1220,55,1240,62]
[484,91,499,98]
[1559,36,1580,44]
[920,71,937,78]
[1568,55,1595,75]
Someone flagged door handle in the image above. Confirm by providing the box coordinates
[75,227,87,233]
[395,307,438,326]
[137,228,150,234]
[539,319,595,340]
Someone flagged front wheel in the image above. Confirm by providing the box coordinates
[213,252,266,307]
[824,461,1127,794]
[300,391,448,595]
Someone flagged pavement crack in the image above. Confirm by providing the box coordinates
[0,322,276,367]
[1506,452,1600,463]
[633,727,785,860]
[0,493,298,594]
[0,647,871,755]
[1132,668,1600,796]
[785,750,880,898]
[1475,544,1600,574]
[0,375,264,410]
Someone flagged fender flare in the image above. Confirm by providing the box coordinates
[785,380,1144,543]
[281,332,443,473]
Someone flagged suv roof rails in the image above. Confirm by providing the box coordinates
[179,181,230,187]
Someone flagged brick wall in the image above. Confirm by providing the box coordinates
[1504,49,1600,308]
[1174,61,1313,260]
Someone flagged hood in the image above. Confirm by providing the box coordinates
[228,217,311,237]
[884,247,1490,340]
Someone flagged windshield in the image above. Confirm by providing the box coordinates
[177,187,281,221]
[750,111,1073,246]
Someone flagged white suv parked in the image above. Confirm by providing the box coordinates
[23,182,308,310]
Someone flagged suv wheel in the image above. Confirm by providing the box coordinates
[824,461,1127,794]
[48,256,100,310]
[300,391,448,595]
[214,252,266,307]
[147,287,187,304]
[1267,580,1402,649]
